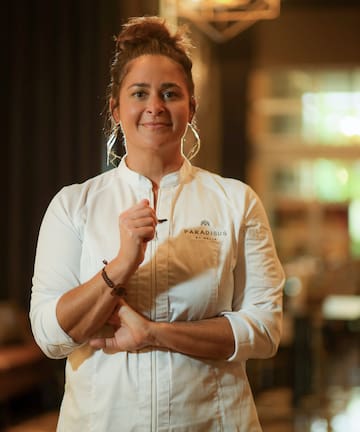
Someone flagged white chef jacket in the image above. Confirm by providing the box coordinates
[30,157,284,432]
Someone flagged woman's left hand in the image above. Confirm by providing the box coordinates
[89,299,153,354]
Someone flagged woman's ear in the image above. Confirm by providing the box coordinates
[189,96,196,123]
[110,98,120,124]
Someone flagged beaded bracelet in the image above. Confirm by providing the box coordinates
[101,260,126,297]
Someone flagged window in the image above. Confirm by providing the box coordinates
[248,68,360,260]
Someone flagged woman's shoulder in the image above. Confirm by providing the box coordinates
[190,165,265,216]
[49,168,118,214]
[61,168,116,195]
[192,165,255,197]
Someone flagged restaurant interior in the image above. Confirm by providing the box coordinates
[2,1,359,431]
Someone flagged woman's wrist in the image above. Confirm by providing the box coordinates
[147,321,167,349]
[101,257,132,290]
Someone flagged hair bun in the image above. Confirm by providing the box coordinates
[115,16,193,58]
[116,17,174,50]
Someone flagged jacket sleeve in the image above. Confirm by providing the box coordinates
[30,187,84,359]
[221,187,285,362]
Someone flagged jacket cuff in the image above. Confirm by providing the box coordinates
[221,312,253,362]
[32,296,80,358]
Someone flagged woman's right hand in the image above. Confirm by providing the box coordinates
[115,199,157,275]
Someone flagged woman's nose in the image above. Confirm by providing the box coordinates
[146,95,164,115]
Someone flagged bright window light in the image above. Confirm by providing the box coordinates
[302,92,360,144]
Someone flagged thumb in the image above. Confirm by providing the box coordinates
[139,198,150,207]
[89,337,119,353]
[89,338,106,349]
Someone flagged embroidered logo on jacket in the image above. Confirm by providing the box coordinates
[183,220,227,241]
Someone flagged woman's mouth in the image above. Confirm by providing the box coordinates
[141,122,171,130]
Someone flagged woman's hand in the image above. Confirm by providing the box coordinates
[89,299,153,354]
[116,199,157,274]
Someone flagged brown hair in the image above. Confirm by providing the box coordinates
[108,16,194,116]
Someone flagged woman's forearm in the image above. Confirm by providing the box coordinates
[56,259,130,343]
[149,317,235,360]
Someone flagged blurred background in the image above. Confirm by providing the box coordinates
[1,1,359,431]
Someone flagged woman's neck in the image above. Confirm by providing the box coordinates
[125,151,184,188]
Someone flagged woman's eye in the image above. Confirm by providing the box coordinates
[132,91,147,98]
[163,91,177,100]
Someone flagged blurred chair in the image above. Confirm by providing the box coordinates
[0,302,60,428]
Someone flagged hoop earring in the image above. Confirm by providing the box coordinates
[182,122,201,161]
[106,122,126,167]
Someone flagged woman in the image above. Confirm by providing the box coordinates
[31,16,284,431]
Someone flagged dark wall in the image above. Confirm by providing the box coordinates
[217,28,254,182]
[254,4,360,67]
[3,0,157,306]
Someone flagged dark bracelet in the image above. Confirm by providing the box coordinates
[101,260,126,297]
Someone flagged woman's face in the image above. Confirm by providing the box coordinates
[112,54,194,157]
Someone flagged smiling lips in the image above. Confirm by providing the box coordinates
[141,121,171,130]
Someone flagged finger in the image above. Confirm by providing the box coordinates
[118,298,127,307]
[130,207,156,220]
[134,226,156,242]
[130,216,157,229]
[126,199,152,215]
[107,314,121,327]
[122,214,156,236]
[138,198,150,207]
[89,337,122,353]
[129,199,150,210]
[120,208,157,227]
[123,199,155,218]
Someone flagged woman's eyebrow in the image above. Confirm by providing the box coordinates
[127,83,149,90]
[160,82,181,90]
[127,82,181,90]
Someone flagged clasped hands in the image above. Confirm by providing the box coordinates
[89,298,156,354]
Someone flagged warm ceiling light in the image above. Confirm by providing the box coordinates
[185,0,253,8]
[161,0,281,42]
